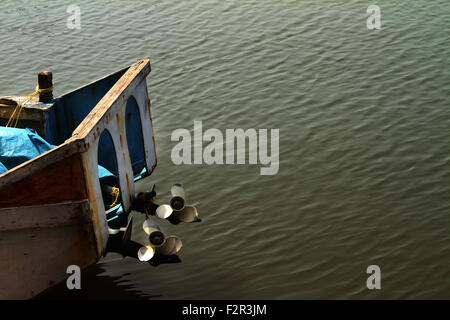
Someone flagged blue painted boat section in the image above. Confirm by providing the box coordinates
[125,97,146,176]
[45,68,126,146]
[42,67,147,179]
[98,129,119,176]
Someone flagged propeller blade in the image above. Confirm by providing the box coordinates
[156,204,173,219]
[138,245,155,262]
[156,236,183,256]
[108,225,130,235]
[175,205,200,222]
[171,184,186,199]
[108,227,120,235]
[142,219,158,235]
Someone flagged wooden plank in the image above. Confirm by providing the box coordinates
[80,143,108,257]
[0,105,46,121]
[0,153,87,207]
[0,138,83,188]
[0,200,90,231]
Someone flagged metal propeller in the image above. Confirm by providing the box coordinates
[137,219,183,262]
[155,184,201,223]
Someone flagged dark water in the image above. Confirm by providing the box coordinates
[1,0,449,299]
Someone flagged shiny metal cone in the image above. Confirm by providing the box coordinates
[142,219,160,235]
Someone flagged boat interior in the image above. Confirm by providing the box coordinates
[0,61,155,216]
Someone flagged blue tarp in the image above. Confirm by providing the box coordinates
[0,126,115,181]
[0,161,7,174]
[98,162,116,180]
[0,127,55,174]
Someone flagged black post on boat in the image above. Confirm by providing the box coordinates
[38,71,53,103]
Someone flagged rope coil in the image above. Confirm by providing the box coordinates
[110,187,120,208]
[6,85,54,128]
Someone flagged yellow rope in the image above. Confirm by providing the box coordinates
[110,187,120,208]
[6,85,54,128]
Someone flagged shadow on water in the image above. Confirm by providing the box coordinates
[33,263,160,300]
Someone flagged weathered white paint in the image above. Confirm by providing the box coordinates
[0,200,90,231]
[131,80,157,172]
[73,60,152,257]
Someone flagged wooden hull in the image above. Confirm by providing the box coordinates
[0,202,96,299]
[0,60,156,299]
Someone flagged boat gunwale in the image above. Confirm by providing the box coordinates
[0,64,130,118]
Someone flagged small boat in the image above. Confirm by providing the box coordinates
[0,59,201,299]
